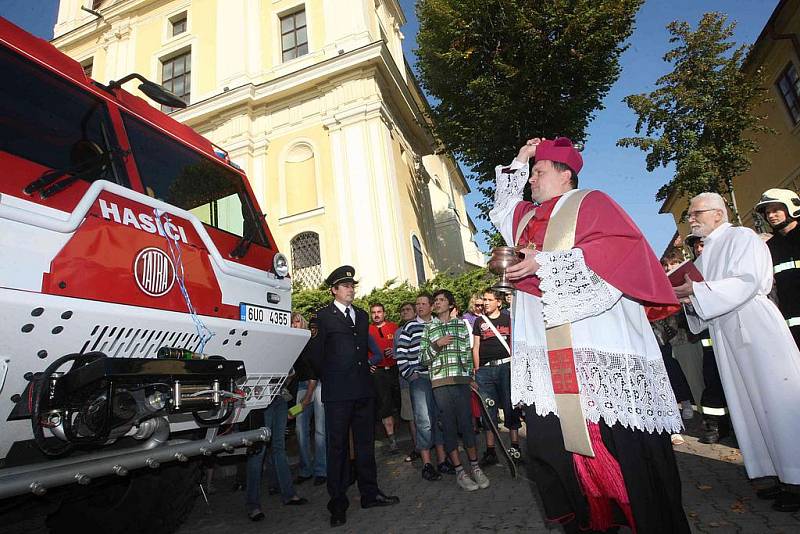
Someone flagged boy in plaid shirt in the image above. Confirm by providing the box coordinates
[420,289,490,492]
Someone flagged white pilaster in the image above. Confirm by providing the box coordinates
[216,0,248,88]
[102,23,133,84]
[325,124,354,274]
[379,118,411,280]
[245,0,263,79]
[322,0,373,52]
[366,116,400,281]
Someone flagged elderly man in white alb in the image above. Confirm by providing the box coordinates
[675,192,800,513]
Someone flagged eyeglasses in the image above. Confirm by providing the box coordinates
[687,208,720,219]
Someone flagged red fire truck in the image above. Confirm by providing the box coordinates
[0,16,307,533]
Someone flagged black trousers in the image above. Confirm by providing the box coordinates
[372,366,401,420]
[524,407,690,534]
[661,343,693,403]
[324,397,378,514]
[700,347,727,411]
[790,325,800,352]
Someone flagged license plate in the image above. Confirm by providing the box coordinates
[239,303,290,327]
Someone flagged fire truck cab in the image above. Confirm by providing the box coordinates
[0,16,307,533]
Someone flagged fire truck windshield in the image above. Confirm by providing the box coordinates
[122,113,268,248]
[0,46,122,189]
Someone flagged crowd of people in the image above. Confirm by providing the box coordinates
[238,137,800,532]
[240,279,523,524]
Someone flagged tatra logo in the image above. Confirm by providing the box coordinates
[99,199,189,244]
[134,247,176,297]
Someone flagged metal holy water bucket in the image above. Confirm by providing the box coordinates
[488,246,524,292]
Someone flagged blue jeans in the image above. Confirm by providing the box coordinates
[245,397,296,509]
[408,374,443,451]
[295,380,326,477]
[476,362,521,430]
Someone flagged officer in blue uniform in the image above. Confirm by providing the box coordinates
[306,266,399,527]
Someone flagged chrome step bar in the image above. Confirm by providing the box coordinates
[0,426,269,499]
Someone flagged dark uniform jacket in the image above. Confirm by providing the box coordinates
[766,226,800,322]
[307,302,375,402]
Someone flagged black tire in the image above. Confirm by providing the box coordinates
[46,460,201,534]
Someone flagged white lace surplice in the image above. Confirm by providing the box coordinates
[490,161,682,434]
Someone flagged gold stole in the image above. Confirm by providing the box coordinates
[542,190,594,457]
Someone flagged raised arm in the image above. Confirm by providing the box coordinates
[489,140,540,245]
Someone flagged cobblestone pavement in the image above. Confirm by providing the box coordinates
[177,415,800,534]
[180,430,548,534]
[6,415,800,533]
[666,415,800,534]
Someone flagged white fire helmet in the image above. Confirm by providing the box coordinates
[754,188,800,219]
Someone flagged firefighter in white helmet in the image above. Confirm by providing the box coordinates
[755,188,800,349]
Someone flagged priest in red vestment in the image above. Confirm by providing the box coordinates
[489,137,689,534]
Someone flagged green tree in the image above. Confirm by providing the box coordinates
[291,269,497,323]
[415,0,642,237]
[291,281,331,319]
[617,12,773,223]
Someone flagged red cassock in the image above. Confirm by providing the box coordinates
[511,191,679,321]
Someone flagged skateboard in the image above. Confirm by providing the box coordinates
[474,389,519,479]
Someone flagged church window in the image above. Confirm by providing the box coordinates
[280,9,308,62]
[160,50,191,112]
[170,13,188,37]
[291,232,323,288]
[777,63,800,125]
[412,235,426,285]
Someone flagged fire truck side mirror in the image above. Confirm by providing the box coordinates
[138,80,187,109]
[105,73,187,109]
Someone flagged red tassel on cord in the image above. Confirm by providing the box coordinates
[572,422,636,533]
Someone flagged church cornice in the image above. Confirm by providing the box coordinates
[172,40,434,142]
[52,0,151,45]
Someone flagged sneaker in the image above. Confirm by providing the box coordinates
[404,450,420,463]
[247,508,265,521]
[456,470,479,491]
[670,434,685,446]
[471,466,490,489]
[437,460,456,475]
[421,463,442,481]
[479,449,498,467]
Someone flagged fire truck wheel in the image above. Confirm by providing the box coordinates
[46,459,201,534]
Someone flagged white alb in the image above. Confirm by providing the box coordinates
[686,223,800,484]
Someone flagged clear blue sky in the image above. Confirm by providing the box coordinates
[397,0,776,253]
[0,0,777,253]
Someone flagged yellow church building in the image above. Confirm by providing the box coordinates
[52,0,485,291]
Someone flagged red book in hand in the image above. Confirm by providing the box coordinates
[667,259,704,287]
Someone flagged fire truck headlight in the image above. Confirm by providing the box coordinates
[273,253,289,278]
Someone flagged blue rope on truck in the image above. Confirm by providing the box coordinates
[155,209,214,353]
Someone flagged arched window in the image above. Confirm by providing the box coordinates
[284,143,317,215]
[291,231,322,288]
[412,235,426,286]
